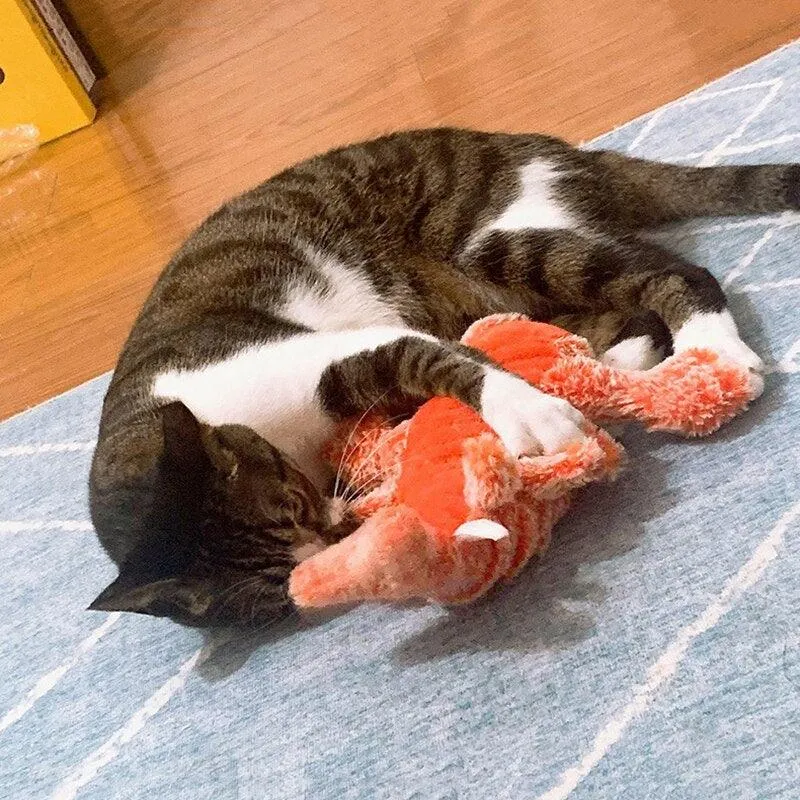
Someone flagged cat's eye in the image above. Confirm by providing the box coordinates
[287,494,307,519]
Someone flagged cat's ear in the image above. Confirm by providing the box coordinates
[88,570,214,619]
[159,401,208,473]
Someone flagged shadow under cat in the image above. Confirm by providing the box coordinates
[199,437,674,676]
[199,224,785,676]
[197,376,783,678]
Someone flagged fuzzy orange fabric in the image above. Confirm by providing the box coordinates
[289,314,755,608]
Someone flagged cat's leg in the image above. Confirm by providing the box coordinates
[459,229,763,389]
[550,310,671,370]
[601,311,673,371]
[319,329,587,456]
[567,151,796,379]
[593,236,764,389]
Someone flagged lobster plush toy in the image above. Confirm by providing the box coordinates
[289,314,755,608]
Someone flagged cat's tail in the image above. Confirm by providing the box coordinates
[588,149,800,228]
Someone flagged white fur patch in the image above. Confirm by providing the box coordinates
[476,159,577,242]
[674,310,765,395]
[454,519,509,540]
[327,496,349,527]
[152,327,430,489]
[283,244,404,331]
[602,336,663,371]
[480,370,586,456]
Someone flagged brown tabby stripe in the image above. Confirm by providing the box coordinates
[207,203,290,232]
[406,131,458,252]
[218,201,293,230]
[513,231,559,296]
[448,144,505,256]
[596,246,726,327]
[272,186,332,219]
[274,170,320,188]
[318,336,487,420]
[461,230,560,298]
[315,153,367,212]
[462,230,511,282]
[586,151,800,227]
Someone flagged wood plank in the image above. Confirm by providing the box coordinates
[2,0,798,418]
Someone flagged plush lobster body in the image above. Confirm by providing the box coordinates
[289,315,754,608]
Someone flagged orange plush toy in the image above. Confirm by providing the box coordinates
[289,314,755,608]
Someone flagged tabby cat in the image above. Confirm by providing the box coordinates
[88,128,799,627]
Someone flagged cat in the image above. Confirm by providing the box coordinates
[88,127,799,627]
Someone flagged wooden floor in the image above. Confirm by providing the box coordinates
[2,0,799,420]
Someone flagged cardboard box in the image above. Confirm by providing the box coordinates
[0,0,98,154]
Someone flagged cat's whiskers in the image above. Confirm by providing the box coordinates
[341,445,433,506]
[340,449,400,505]
[338,410,412,504]
[249,580,284,627]
[331,388,394,502]
[249,584,266,626]
[216,575,263,613]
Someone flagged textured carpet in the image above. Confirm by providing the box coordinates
[2,42,800,800]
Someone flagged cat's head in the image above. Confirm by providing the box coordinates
[88,402,350,627]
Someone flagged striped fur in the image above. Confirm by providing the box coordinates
[89,128,800,625]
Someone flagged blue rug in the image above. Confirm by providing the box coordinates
[3,42,800,800]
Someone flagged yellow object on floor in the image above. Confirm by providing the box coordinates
[0,0,96,151]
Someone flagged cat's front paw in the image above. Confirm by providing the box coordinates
[480,370,587,456]
[674,310,765,396]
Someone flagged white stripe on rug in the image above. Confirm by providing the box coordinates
[699,79,784,166]
[0,614,120,735]
[626,78,782,153]
[723,225,783,287]
[0,442,96,457]
[665,211,800,237]
[735,277,800,293]
[536,499,800,800]
[682,132,800,160]
[50,643,216,800]
[769,338,800,374]
[0,521,94,533]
